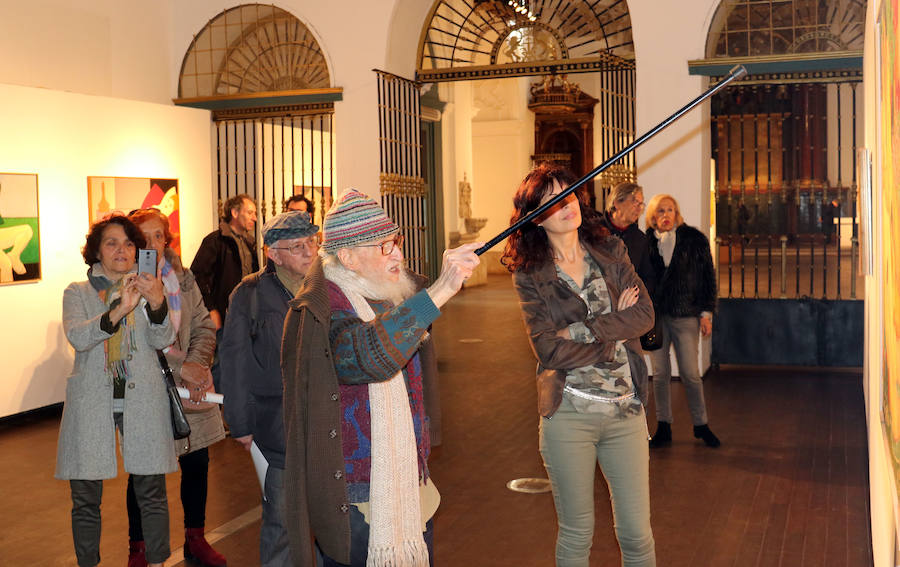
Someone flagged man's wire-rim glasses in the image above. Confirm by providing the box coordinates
[356,234,404,256]
[269,235,320,256]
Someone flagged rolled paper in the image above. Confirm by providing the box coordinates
[176,386,224,405]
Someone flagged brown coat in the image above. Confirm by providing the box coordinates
[280,257,441,566]
[512,237,654,418]
[163,249,225,457]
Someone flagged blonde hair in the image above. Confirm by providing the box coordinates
[605,182,642,213]
[645,193,684,230]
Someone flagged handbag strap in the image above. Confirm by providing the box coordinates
[156,350,177,389]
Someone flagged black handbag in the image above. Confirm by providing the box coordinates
[156,350,191,440]
[640,311,664,351]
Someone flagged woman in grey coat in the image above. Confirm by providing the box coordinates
[126,208,227,567]
[56,215,176,567]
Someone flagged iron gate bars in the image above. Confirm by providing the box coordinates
[376,70,429,277]
[213,105,335,253]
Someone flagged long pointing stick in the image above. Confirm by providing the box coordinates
[474,65,748,256]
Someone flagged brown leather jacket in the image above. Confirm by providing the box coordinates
[512,237,654,418]
[280,257,440,565]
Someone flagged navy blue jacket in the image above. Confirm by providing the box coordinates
[219,261,291,468]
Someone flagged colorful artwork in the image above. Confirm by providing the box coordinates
[0,173,40,285]
[88,177,180,255]
[880,0,900,543]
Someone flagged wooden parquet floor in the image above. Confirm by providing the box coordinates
[0,275,872,566]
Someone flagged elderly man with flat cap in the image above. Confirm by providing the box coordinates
[282,188,482,566]
[220,210,320,567]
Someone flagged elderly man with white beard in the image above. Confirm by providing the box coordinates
[281,188,481,567]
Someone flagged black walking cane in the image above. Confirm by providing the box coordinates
[474,64,748,256]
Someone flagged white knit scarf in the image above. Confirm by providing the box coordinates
[324,261,429,567]
[655,228,677,267]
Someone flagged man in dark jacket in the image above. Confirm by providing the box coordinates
[219,210,319,567]
[599,181,655,406]
[191,193,258,390]
[281,188,481,566]
[191,194,259,329]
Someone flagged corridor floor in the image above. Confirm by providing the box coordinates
[0,275,871,566]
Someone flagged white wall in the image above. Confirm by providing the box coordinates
[0,84,212,417]
[0,0,174,105]
[630,0,718,230]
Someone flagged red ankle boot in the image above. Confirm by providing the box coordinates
[128,540,148,567]
[184,527,227,567]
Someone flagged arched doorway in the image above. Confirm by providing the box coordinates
[692,0,865,366]
[175,4,341,237]
[415,0,638,263]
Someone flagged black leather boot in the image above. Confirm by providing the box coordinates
[693,424,721,448]
[649,421,672,448]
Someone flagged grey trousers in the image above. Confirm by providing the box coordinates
[261,465,293,567]
[69,413,169,566]
[539,400,656,567]
[647,315,709,426]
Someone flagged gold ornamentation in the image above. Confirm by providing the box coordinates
[379,174,425,197]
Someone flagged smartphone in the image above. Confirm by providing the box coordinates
[137,249,157,276]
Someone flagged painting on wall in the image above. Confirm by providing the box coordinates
[88,177,180,255]
[879,0,900,545]
[0,173,40,285]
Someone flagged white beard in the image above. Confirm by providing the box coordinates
[322,253,417,306]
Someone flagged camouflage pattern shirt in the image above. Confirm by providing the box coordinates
[556,254,643,418]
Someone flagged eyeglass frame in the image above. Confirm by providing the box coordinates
[355,234,404,256]
[268,234,320,256]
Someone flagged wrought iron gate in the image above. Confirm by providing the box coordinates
[376,70,434,279]
[212,105,335,253]
[597,67,637,201]
[709,78,864,367]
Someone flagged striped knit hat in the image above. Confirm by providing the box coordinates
[321,188,399,253]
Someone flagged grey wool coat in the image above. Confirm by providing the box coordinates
[163,249,226,457]
[56,271,178,480]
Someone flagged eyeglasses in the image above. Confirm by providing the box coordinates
[357,234,404,256]
[270,235,320,255]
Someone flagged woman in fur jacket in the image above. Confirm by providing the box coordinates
[644,194,720,448]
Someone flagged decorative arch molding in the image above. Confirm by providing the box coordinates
[705,0,864,59]
[176,4,341,108]
[691,0,864,79]
[416,0,635,82]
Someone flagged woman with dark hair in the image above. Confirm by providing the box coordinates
[644,193,720,448]
[502,164,656,566]
[126,209,226,567]
[55,215,175,567]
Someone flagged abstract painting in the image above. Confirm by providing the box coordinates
[879,0,900,545]
[0,173,40,285]
[87,177,180,255]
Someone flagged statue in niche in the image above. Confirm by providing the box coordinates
[449,174,488,287]
[458,173,472,220]
[452,173,486,242]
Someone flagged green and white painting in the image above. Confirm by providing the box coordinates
[0,173,40,284]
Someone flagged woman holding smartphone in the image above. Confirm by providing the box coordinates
[55,215,176,567]
[127,208,226,567]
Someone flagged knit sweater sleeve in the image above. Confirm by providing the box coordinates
[328,284,441,385]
